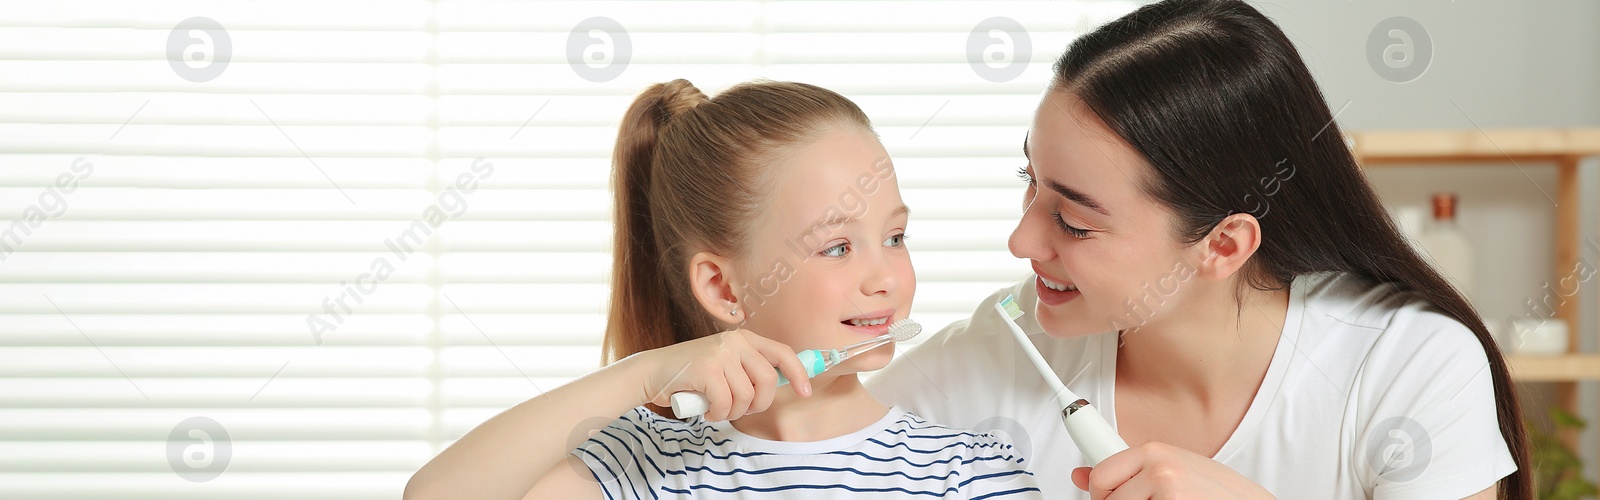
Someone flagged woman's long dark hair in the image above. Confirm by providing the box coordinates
[1054,0,1530,497]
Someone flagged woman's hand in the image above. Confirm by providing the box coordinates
[627,329,814,422]
[1071,442,1274,499]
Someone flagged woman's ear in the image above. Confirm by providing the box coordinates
[1196,213,1263,282]
[687,251,744,327]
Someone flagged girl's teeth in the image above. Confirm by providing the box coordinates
[848,318,887,326]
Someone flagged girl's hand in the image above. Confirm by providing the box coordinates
[1071,442,1274,499]
[627,329,814,422]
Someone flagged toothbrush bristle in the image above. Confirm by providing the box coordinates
[886,319,922,342]
[998,295,1025,320]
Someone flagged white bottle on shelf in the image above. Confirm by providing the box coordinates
[1416,193,1475,302]
[1393,205,1426,254]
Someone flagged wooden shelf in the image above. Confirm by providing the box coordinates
[1352,127,1596,385]
[1350,128,1600,164]
[1509,355,1600,382]
[1351,128,1599,475]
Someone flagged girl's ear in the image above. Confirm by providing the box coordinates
[687,251,744,327]
[1195,213,1263,282]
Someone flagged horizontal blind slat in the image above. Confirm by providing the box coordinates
[0,408,431,440]
[0,441,427,472]
[0,347,432,377]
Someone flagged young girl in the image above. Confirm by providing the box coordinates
[405,80,1042,499]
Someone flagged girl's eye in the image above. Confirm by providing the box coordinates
[1016,166,1034,185]
[1052,212,1092,239]
[821,241,850,258]
[883,233,907,248]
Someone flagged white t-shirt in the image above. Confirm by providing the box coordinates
[573,405,1045,499]
[865,272,1516,499]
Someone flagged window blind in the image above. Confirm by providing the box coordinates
[0,1,1139,497]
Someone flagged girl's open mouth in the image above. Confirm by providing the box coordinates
[841,310,895,336]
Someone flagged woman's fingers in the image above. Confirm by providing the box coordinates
[1077,464,1144,500]
[1073,442,1272,499]
[1072,467,1092,491]
[1076,447,1144,499]
[1101,472,1153,500]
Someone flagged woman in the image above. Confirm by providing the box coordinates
[865,0,1529,498]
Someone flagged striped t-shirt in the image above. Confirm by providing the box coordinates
[572,405,1042,499]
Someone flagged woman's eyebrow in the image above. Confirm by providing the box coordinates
[1046,179,1111,216]
[1022,133,1111,217]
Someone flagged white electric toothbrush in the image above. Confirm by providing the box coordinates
[996,294,1130,465]
[669,319,923,419]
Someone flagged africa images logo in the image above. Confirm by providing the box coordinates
[1366,416,1432,482]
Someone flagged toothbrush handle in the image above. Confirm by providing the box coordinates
[669,350,827,419]
[993,301,1130,465]
[1062,400,1130,465]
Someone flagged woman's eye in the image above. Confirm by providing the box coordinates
[883,233,906,247]
[1052,212,1092,239]
[821,242,850,257]
[1016,166,1034,185]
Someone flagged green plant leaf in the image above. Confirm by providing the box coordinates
[1550,407,1588,430]
[1551,475,1599,499]
[1527,409,1593,500]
